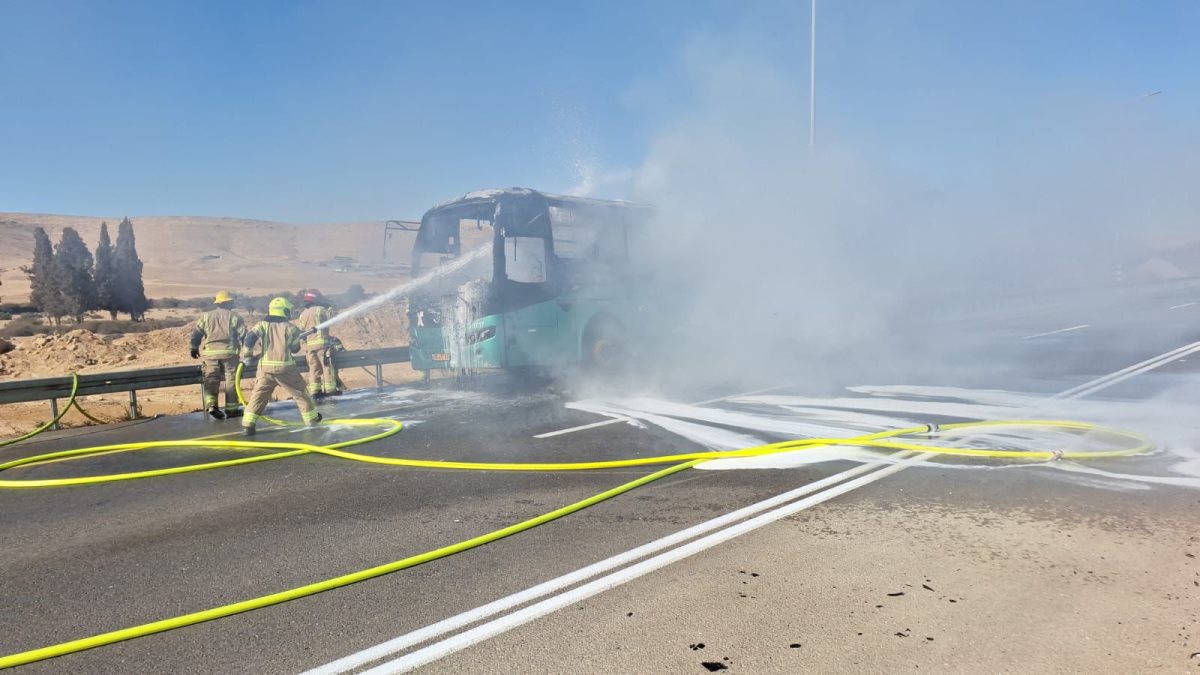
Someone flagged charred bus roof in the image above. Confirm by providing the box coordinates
[414,188,652,258]
[421,187,652,218]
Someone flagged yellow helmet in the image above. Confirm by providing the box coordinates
[268,296,295,318]
[214,290,234,304]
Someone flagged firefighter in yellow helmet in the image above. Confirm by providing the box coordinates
[239,296,320,435]
[189,290,246,419]
[295,289,343,398]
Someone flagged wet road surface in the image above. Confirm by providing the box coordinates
[2,281,1199,673]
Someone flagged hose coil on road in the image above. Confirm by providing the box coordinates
[0,368,1155,668]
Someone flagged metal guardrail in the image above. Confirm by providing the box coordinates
[0,346,410,426]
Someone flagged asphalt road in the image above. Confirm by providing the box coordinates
[2,281,1199,674]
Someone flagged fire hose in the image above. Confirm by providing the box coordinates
[0,367,1155,668]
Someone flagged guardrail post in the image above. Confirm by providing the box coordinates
[49,399,61,431]
[128,390,139,420]
[375,364,383,389]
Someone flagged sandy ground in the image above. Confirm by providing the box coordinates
[431,496,1200,674]
[0,212,418,304]
[0,211,494,305]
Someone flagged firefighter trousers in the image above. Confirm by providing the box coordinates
[242,368,319,428]
[305,349,339,394]
[201,357,241,411]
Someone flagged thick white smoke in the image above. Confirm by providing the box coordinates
[619,32,1199,389]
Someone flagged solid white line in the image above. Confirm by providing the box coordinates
[534,417,631,439]
[1021,324,1089,340]
[300,456,905,675]
[1169,302,1195,310]
[1055,341,1200,400]
[533,384,790,438]
[309,340,1200,674]
[358,455,932,674]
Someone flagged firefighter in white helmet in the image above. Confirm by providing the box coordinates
[189,290,246,419]
[239,296,320,436]
[296,289,343,398]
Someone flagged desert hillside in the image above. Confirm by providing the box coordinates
[0,212,422,303]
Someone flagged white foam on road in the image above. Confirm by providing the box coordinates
[566,399,761,449]
[569,384,1200,489]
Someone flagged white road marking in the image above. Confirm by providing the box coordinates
[533,417,631,438]
[1169,302,1195,310]
[308,340,1200,674]
[1021,324,1090,340]
[1053,340,1200,400]
[301,456,906,675]
[533,384,789,438]
[356,455,933,675]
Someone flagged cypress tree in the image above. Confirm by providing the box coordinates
[94,222,118,319]
[114,217,147,321]
[52,227,96,323]
[23,227,65,324]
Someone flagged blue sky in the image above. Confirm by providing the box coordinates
[0,0,1195,222]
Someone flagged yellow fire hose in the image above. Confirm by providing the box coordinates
[0,375,79,449]
[0,367,1155,668]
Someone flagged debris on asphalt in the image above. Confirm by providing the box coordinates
[701,661,728,671]
[887,591,905,597]
[689,643,705,651]
[922,584,935,592]
[789,643,802,649]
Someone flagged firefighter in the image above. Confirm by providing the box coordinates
[239,296,321,436]
[189,290,246,420]
[296,289,342,398]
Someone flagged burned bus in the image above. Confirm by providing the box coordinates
[407,188,652,377]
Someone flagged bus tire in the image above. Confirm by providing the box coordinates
[583,317,627,373]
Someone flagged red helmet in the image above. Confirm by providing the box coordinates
[303,289,322,304]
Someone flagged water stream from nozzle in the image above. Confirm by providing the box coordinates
[315,243,494,330]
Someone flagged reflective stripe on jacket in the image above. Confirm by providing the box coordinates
[242,317,302,372]
[296,305,333,350]
[194,308,246,358]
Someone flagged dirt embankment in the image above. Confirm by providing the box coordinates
[0,212,420,303]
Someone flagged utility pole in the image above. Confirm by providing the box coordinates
[809,0,817,153]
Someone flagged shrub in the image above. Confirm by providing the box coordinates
[148,297,211,310]
[86,318,188,334]
[0,316,187,338]
[0,302,37,314]
[0,316,46,338]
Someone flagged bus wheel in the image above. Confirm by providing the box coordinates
[584,319,627,373]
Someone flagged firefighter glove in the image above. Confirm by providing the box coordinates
[190,348,200,359]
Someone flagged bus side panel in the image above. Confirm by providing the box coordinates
[502,300,567,368]
[459,314,507,369]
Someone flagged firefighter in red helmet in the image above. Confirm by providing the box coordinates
[295,289,343,398]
